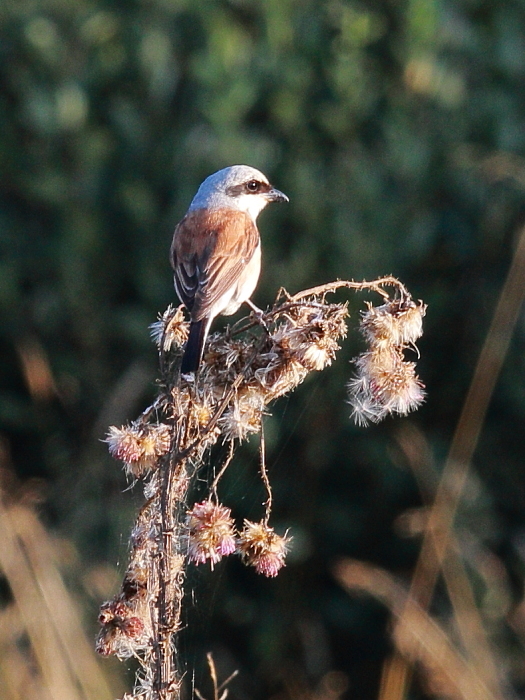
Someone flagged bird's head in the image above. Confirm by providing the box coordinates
[189,165,289,221]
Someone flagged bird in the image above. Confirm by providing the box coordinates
[170,165,289,374]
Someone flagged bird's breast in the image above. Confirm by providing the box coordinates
[220,243,261,316]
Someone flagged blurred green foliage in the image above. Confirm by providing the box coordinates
[2,0,525,697]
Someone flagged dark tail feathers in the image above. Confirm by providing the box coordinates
[181,319,209,374]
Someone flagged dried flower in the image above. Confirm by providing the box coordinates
[348,347,425,425]
[187,501,236,568]
[105,423,171,477]
[219,392,265,441]
[96,598,150,658]
[238,520,291,577]
[360,299,426,348]
[149,304,189,352]
[296,337,338,371]
[172,387,214,430]
[347,295,425,425]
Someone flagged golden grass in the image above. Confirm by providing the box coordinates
[0,470,116,700]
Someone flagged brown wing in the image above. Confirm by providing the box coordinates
[170,208,260,322]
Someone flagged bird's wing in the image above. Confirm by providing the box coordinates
[170,208,260,321]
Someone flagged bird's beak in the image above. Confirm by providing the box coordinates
[266,187,289,203]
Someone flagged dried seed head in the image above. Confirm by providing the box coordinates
[193,301,347,407]
[121,616,145,639]
[238,520,291,577]
[96,598,150,658]
[219,392,265,441]
[149,304,189,352]
[105,423,171,477]
[255,356,309,400]
[348,295,425,425]
[265,304,347,388]
[346,384,384,426]
[211,337,247,369]
[379,358,425,415]
[171,387,217,446]
[348,348,425,425]
[296,338,338,371]
[200,336,255,384]
[187,501,236,568]
[360,299,426,347]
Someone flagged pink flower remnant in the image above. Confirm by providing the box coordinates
[238,520,291,577]
[186,500,236,568]
[105,422,171,477]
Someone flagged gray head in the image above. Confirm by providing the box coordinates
[188,165,288,221]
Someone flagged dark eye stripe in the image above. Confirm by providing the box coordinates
[226,181,271,197]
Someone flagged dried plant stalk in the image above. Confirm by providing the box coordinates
[97,278,425,700]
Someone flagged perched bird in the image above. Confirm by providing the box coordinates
[170,165,289,374]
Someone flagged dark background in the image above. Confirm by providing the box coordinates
[2,0,525,698]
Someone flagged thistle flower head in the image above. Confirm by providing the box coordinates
[96,598,150,658]
[186,500,236,568]
[238,520,291,577]
[172,387,213,427]
[149,304,189,352]
[254,356,309,401]
[377,357,426,415]
[360,299,426,347]
[348,304,425,426]
[219,392,265,441]
[296,336,339,371]
[348,351,426,424]
[105,423,171,477]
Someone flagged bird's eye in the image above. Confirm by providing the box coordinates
[246,180,260,193]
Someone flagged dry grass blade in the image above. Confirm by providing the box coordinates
[389,425,504,699]
[379,223,525,700]
[16,336,57,403]
[378,653,411,700]
[378,221,525,700]
[407,223,525,611]
[334,559,499,700]
[0,484,114,700]
[194,653,238,700]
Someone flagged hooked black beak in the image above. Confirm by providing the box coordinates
[266,187,289,204]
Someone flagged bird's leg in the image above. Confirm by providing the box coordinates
[246,300,270,334]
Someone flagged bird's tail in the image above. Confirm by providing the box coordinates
[181,319,209,374]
